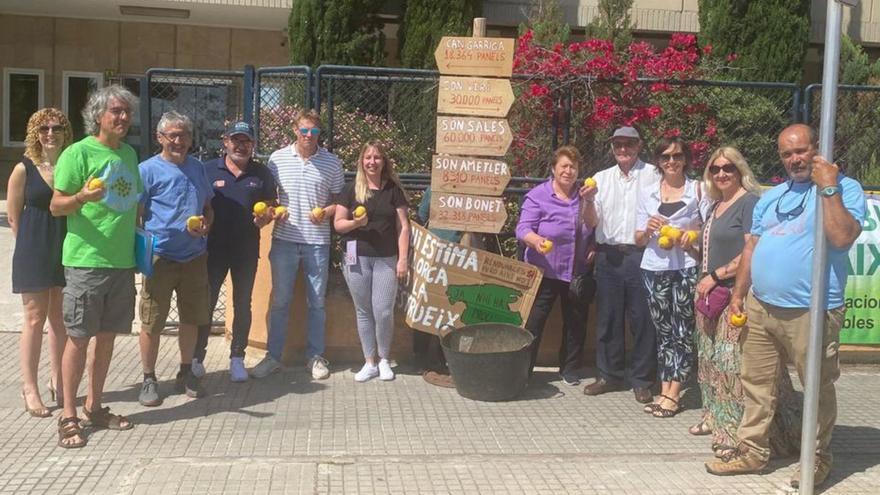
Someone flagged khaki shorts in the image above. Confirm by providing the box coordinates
[63,267,136,339]
[139,254,210,333]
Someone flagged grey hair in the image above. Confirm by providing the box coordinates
[82,85,138,136]
[157,110,193,135]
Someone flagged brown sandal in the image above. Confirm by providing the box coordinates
[57,417,86,449]
[652,395,681,418]
[81,406,133,431]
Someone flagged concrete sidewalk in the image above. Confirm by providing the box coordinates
[0,330,878,494]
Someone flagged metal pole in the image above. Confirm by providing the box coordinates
[801,1,844,493]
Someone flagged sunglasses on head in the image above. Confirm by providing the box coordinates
[708,164,737,175]
[39,125,64,134]
[299,127,320,136]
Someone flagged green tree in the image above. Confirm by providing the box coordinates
[839,34,880,85]
[698,0,810,83]
[586,0,632,50]
[517,0,571,47]
[399,0,481,69]
[288,0,385,67]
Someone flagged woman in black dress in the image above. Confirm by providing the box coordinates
[7,108,72,417]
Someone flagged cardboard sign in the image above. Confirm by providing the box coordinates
[430,155,510,196]
[435,116,512,157]
[434,37,514,78]
[429,192,508,234]
[400,225,542,334]
[437,76,515,118]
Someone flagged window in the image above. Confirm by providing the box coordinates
[3,68,45,147]
[108,75,144,150]
[63,71,104,140]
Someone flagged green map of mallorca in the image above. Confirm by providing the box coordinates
[446,284,524,326]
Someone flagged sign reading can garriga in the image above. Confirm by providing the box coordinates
[434,37,514,78]
[400,225,542,334]
[430,155,511,196]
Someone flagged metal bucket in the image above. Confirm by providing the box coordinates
[440,323,534,402]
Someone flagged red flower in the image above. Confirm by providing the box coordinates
[664,128,681,137]
[726,53,738,62]
[702,45,713,55]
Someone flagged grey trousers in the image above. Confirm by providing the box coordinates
[342,256,398,360]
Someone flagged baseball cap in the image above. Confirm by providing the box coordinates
[225,121,255,139]
[609,126,641,141]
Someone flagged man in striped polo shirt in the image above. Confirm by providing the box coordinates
[251,109,344,380]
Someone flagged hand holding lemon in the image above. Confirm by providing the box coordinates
[311,206,325,221]
[88,178,105,190]
[730,313,748,327]
[353,206,367,218]
[584,177,597,188]
[253,201,269,217]
[186,215,204,234]
[538,239,553,254]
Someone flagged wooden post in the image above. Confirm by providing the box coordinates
[473,17,486,37]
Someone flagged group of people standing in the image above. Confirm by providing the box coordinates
[514,125,865,489]
[10,85,410,449]
[9,85,866,489]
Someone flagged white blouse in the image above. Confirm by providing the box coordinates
[636,177,705,272]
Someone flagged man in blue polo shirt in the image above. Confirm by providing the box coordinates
[191,122,276,382]
[137,111,214,406]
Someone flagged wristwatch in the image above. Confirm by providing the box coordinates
[820,185,841,197]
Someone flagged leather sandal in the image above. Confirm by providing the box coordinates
[22,390,51,418]
[81,406,133,431]
[652,395,681,418]
[689,421,712,436]
[57,417,86,449]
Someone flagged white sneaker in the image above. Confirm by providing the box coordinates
[229,357,248,382]
[378,359,395,381]
[355,363,379,382]
[250,355,281,378]
[307,356,330,380]
[191,358,206,378]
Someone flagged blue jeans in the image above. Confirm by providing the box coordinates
[266,239,330,361]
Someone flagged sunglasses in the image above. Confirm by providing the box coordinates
[659,152,685,163]
[775,181,811,220]
[299,127,320,136]
[708,164,737,175]
[39,125,64,134]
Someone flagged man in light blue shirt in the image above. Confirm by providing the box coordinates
[706,124,866,489]
[137,111,214,406]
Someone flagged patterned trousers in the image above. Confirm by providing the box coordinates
[642,267,698,383]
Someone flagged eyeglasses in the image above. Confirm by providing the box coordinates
[659,152,685,163]
[775,181,811,220]
[39,125,64,134]
[107,107,131,117]
[299,128,320,136]
[708,164,737,175]
[159,131,190,142]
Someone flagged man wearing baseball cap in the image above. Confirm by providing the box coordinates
[583,126,660,403]
[191,121,277,382]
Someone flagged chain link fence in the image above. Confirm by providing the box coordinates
[805,84,880,188]
[254,66,312,157]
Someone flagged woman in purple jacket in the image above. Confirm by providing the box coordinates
[516,145,597,385]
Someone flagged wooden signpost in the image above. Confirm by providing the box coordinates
[429,192,508,234]
[437,76,515,118]
[433,36,515,78]
[430,155,511,196]
[435,116,513,157]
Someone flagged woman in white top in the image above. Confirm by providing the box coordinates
[634,136,703,418]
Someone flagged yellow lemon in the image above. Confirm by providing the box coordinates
[540,240,553,254]
[730,313,748,327]
[657,235,673,250]
[311,206,324,219]
[253,201,268,216]
[274,206,287,216]
[685,230,698,243]
[88,178,105,190]
[186,216,202,231]
[353,206,367,218]
[659,225,673,237]
[667,227,683,242]
[584,177,597,188]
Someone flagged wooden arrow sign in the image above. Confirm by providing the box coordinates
[435,116,513,157]
[437,76,515,118]
[431,155,511,196]
[429,192,508,234]
[434,37,514,78]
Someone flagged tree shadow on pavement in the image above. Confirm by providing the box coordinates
[102,368,326,425]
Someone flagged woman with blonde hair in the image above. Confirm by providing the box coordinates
[7,108,73,417]
[334,141,410,382]
[690,146,800,458]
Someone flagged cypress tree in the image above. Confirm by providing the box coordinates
[518,0,571,47]
[398,0,481,69]
[586,0,632,50]
[288,0,385,67]
[698,0,810,83]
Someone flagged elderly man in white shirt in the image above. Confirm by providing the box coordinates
[583,126,660,403]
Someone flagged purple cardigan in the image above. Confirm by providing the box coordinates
[515,179,593,282]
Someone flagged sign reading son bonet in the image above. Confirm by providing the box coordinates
[428,192,508,234]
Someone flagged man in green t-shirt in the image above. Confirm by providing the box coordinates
[50,85,143,448]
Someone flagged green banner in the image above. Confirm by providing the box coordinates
[842,192,880,344]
